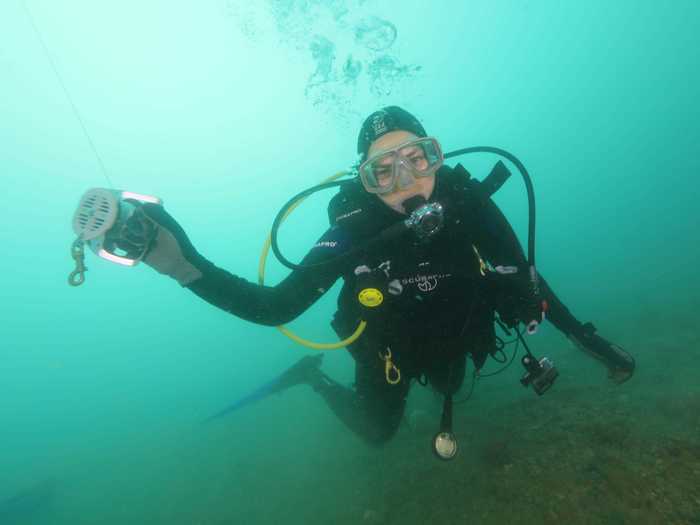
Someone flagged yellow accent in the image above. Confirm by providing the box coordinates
[379,348,401,385]
[258,170,367,350]
[472,244,487,276]
[358,288,384,307]
[277,322,367,350]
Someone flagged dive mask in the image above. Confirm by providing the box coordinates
[358,137,444,194]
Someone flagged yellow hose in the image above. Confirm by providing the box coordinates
[258,171,367,350]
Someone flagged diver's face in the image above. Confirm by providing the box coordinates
[367,130,436,214]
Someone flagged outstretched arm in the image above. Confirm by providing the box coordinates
[187,244,340,326]
[122,203,343,326]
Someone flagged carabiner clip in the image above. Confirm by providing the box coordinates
[379,347,401,385]
[68,238,87,286]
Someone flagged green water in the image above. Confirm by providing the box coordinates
[1,1,698,524]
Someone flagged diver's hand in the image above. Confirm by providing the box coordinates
[568,322,636,384]
[517,295,547,330]
[121,203,203,285]
[491,271,546,330]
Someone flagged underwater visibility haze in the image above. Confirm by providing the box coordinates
[1,1,699,524]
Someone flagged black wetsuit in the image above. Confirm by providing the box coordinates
[186,164,586,444]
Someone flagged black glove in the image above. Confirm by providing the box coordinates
[489,269,546,330]
[116,203,204,285]
[568,322,635,384]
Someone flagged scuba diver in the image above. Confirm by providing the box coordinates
[102,106,635,451]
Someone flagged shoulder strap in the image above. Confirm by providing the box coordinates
[452,160,512,202]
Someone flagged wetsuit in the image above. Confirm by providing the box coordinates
[183,163,591,444]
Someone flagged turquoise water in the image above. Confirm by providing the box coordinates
[1,1,699,523]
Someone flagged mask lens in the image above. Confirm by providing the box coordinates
[360,151,397,194]
[359,137,443,194]
[402,138,442,175]
[398,143,429,172]
[372,155,396,188]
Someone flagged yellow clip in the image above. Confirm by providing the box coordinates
[379,347,401,385]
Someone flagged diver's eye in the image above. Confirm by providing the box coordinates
[409,153,428,171]
[400,146,428,170]
[375,168,393,186]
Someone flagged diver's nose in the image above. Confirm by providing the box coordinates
[395,159,417,189]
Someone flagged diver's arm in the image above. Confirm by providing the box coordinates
[475,195,635,380]
[186,251,339,327]
[471,194,527,268]
[474,194,586,334]
[125,203,343,326]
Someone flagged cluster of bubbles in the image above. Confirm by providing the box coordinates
[225,0,422,120]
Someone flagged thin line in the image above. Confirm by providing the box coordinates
[22,0,115,188]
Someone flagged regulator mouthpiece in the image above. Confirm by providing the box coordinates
[404,197,444,240]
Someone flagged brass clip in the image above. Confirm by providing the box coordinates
[379,347,401,385]
[68,238,87,286]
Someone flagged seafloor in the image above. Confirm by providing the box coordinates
[374,384,700,525]
[5,328,699,525]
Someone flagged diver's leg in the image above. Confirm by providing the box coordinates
[308,342,410,446]
[539,275,635,382]
[320,315,413,444]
